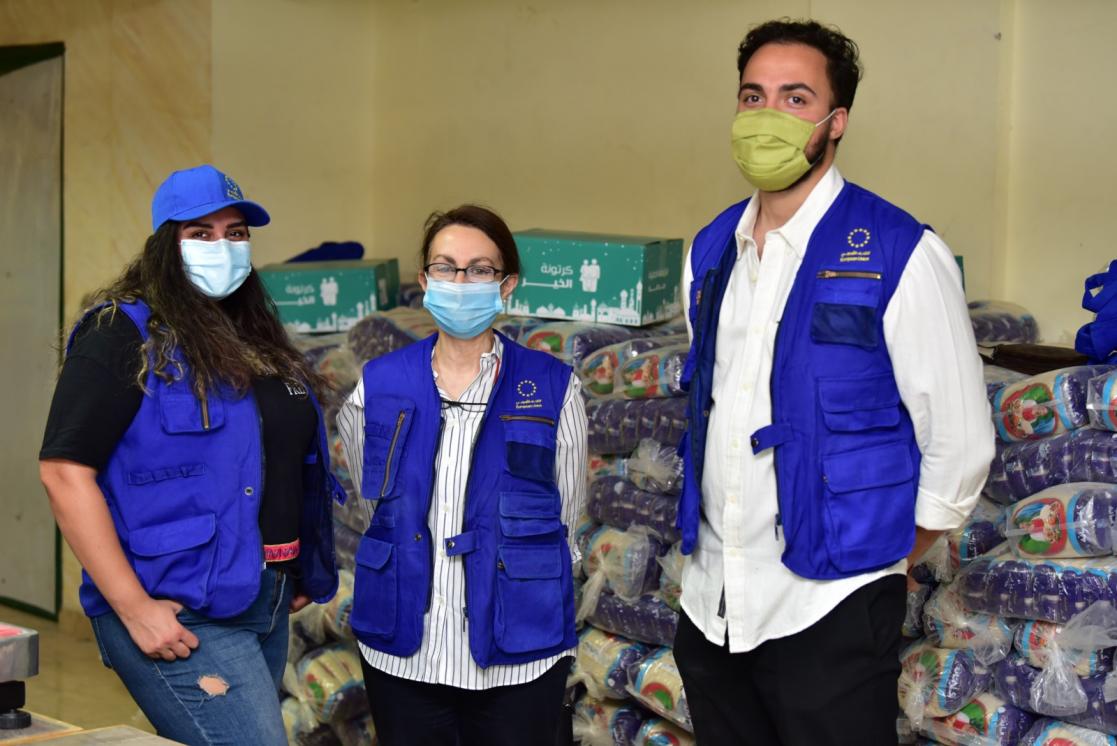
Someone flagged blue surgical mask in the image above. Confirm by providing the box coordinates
[180,239,252,299]
[422,277,506,339]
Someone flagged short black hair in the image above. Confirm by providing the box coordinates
[737,19,862,112]
[420,204,521,277]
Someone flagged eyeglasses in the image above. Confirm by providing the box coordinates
[424,263,505,283]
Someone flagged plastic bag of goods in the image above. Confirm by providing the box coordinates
[969,301,1039,345]
[991,366,1113,443]
[579,524,665,603]
[1016,619,1117,677]
[1005,484,1117,559]
[919,692,1036,746]
[619,343,689,399]
[587,476,681,543]
[587,589,679,648]
[292,642,369,724]
[986,364,1029,400]
[625,439,685,496]
[1086,371,1117,432]
[657,543,684,612]
[898,640,992,728]
[572,693,646,746]
[995,654,1117,733]
[586,398,688,455]
[331,713,376,746]
[634,716,696,746]
[568,627,651,700]
[983,429,1117,505]
[1020,719,1117,745]
[923,584,1015,665]
[580,335,687,398]
[322,569,354,640]
[626,647,692,732]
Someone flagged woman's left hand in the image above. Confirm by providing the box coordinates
[289,593,311,613]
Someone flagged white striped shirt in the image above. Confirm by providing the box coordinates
[336,336,585,689]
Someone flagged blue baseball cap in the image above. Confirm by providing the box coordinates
[151,164,270,231]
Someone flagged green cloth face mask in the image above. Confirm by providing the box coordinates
[730,108,836,192]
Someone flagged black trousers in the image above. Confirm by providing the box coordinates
[674,574,906,746]
[360,655,573,746]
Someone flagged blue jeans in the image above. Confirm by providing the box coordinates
[90,567,293,746]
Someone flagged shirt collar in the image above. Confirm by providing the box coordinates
[430,335,503,380]
[734,165,845,259]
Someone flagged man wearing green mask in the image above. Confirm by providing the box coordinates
[673,19,993,745]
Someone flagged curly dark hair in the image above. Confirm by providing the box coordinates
[737,19,862,112]
[80,221,327,399]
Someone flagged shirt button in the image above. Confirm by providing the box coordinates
[244,487,254,496]
[731,439,739,450]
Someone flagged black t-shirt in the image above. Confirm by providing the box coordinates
[40,312,316,570]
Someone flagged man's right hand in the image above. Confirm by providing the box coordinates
[118,597,200,661]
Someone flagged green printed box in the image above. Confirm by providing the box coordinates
[505,230,683,327]
[258,259,399,333]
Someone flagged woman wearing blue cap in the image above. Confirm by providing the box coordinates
[336,204,586,746]
[39,165,341,745]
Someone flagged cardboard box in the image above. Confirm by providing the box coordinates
[505,230,683,327]
[258,259,399,333]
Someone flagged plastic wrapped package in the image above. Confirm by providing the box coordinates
[586,397,688,455]
[523,322,641,369]
[1020,719,1117,745]
[1016,619,1117,677]
[331,713,376,746]
[923,585,1015,665]
[572,694,646,746]
[589,453,625,480]
[334,518,361,570]
[905,582,935,639]
[282,696,322,745]
[957,548,1117,624]
[917,499,1005,584]
[634,717,696,746]
[1088,372,1117,432]
[579,524,665,603]
[983,429,1117,505]
[898,641,992,727]
[919,692,1037,746]
[994,655,1117,732]
[969,301,1039,345]
[587,476,681,543]
[619,344,689,399]
[657,543,684,612]
[291,602,330,651]
[587,589,679,648]
[992,366,1113,442]
[492,315,547,343]
[986,364,1029,399]
[580,335,688,398]
[625,439,685,496]
[398,282,424,309]
[568,627,651,700]
[1006,484,1117,559]
[347,307,438,363]
[293,642,369,724]
[626,647,692,732]
[322,570,354,640]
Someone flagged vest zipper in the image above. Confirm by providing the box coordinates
[498,414,556,426]
[381,411,406,498]
[816,270,882,280]
[201,396,211,430]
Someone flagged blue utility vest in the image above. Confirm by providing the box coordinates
[350,333,578,668]
[68,300,342,618]
[679,182,927,579]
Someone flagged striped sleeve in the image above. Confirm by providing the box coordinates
[337,378,366,498]
[555,372,587,563]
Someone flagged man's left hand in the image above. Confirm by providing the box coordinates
[905,527,943,591]
[290,593,312,613]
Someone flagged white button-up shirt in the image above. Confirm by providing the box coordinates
[680,166,994,653]
[337,336,586,688]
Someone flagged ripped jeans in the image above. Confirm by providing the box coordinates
[90,567,293,746]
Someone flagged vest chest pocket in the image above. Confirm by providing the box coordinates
[501,414,557,483]
[493,544,565,653]
[810,273,882,350]
[350,536,397,637]
[362,395,415,499]
[499,491,562,540]
[818,373,902,432]
[821,440,916,572]
[159,393,225,433]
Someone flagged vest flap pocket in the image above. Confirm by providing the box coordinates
[818,374,902,431]
[822,440,915,494]
[130,514,216,557]
[362,395,416,499]
[499,492,562,538]
[355,536,394,570]
[501,416,557,482]
[499,545,562,579]
[159,393,225,433]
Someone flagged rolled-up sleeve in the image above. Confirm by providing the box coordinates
[883,231,995,531]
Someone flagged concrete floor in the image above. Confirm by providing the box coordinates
[1,605,154,734]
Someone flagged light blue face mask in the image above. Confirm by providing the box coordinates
[422,277,506,340]
[180,239,252,299]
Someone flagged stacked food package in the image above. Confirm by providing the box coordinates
[903,355,1117,746]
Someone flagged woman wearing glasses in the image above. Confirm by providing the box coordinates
[336,204,586,746]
